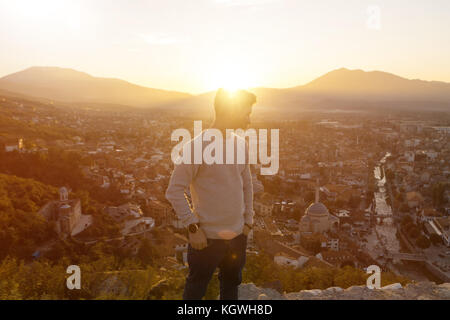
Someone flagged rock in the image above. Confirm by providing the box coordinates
[404,282,422,298]
[302,289,322,296]
[259,288,285,300]
[285,291,323,300]
[284,292,303,300]
[325,287,344,293]
[238,283,262,300]
[413,281,436,289]
[438,283,450,290]
[417,294,433,300]
[345,285,367,295]
[433,283,450,299]
[239,282,450,300]
[262,280,283,293]
[238,283,285,300]
[381,283,402,290]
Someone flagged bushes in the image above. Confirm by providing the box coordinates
[400,203,410,213]
[401,215,413,226]
[0,248,412,299]
[408,226,421,239]
[0,174,58,259]
[242,253,409,293]
[429,234,442,246]
[0,148,125,205]
[0,249,189,300]
[401,217,421,239]
[0,257,67,299]
[333,267,367,288]
[300,235,322,255]
[416,235,431,249]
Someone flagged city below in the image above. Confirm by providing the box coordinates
[0,82,449,298]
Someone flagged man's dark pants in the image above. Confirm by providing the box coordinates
[183,233,247,300]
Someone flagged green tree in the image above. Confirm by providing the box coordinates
[137,238,157,265]
[416,235,431,249]
[432,182,448,207]
[429,234,442,246]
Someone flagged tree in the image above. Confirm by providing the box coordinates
[385,169,395,181]
[416,235,431,249]
[333,266,366,289]
[304,191,315,204]
[432,182,447,207]
[429,234,442,246]
[401,215,413,226]
[400,203,410,213]
[349,196,360,209]
[408,226,420,239]
[137,238,157,265]
[0,174,57,259]
[300,235,322,254]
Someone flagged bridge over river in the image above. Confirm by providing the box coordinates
[386,252,426,262]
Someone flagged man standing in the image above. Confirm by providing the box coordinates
[166,88,256,300]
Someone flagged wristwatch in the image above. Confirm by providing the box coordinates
[188,223,199,234]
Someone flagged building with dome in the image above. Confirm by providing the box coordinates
[299,183,339,234]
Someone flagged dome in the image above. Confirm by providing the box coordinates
[306,202,329,217]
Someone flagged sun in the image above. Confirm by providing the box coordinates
[212,70,250,91]
[206,62,256,92]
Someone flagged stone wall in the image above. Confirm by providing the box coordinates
[238,282,450,300]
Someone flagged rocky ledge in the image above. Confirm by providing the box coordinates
[238,282,450,300]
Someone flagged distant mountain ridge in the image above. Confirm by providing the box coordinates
[0,66,192,108]
[1,66,449,112]
[178,68,450,116]
[293,68,450,101]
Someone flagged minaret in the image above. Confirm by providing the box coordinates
[315,178,320,203]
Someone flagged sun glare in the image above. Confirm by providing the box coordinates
[4,0,81,30]
[206,62,256,92]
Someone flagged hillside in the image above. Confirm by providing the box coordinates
[0,173,58,259]
[274,68,450,111]
[1,67,450,114]
[238,282,450,300]
[294,68,450,102]
[0,67,192,108]
[172,68,450,115]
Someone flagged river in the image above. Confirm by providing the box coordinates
[373,152,401,253]
[369,152,436,282]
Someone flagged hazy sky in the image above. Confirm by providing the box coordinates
[0,0,449,93]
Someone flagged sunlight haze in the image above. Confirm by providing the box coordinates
[0,0,449,93]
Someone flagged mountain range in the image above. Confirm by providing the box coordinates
[0,66,191,108]
[1,66,449,113]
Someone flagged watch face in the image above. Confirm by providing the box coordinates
[188,224,198,233]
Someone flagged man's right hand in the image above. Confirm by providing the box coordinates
[189,227,207,250]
